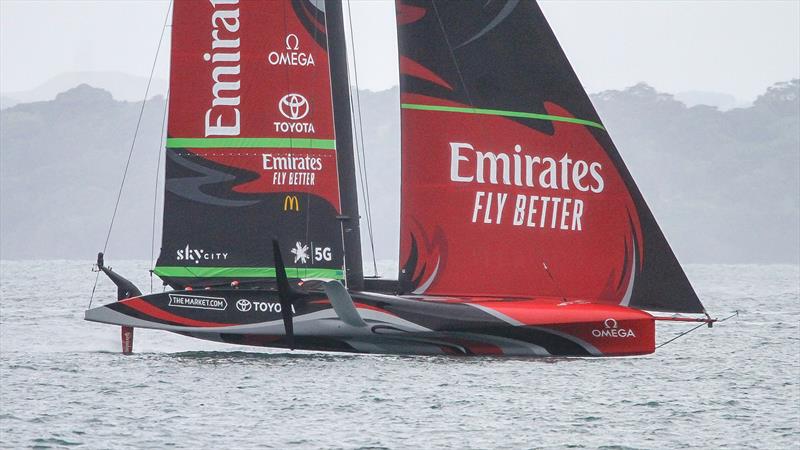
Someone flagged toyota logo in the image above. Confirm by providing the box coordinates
[278,93,309,120]
[236,299,252,312]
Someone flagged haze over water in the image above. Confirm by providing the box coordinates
[1,261,797,449]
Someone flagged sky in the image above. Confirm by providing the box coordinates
[1,0,798,102]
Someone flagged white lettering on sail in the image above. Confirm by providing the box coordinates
[262,153,323,186]
[476,192,584,230]
[274,93,315,135]
[589,162,604,193]
[450,143,474,182]
[205,0,241,137]
[450,142,604,192]
[452,141,603,232]
[176,244,229,263]
[476,151,510,185]
[262,154,323,171]
[572,160,590,192]
[268,34,316,67]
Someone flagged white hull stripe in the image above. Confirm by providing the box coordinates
[468,303,603,356]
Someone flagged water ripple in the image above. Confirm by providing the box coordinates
[0,262,798,449]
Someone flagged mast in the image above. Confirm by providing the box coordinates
[325,0,364,290]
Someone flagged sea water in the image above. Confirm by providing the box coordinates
[1,261,798,449]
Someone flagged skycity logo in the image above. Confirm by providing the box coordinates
[268,33,316,67]
[591,318,636,338]
[275,93,315,134]
[176,245,229,264]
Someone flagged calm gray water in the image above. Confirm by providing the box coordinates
[1,261,798,449]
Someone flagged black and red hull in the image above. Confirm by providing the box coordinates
[85,289,656,357]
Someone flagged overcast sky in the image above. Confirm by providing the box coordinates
[1,0,798,101]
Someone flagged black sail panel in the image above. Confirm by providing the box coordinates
[395,0,705,314]
[155,0,346,288]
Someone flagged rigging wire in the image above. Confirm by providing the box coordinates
[431,0,474,107]
[655,311,739,349]
[89,1,172,308]
[100,1,171,255]
[87,270,101,310]
[345,0,379,277]
[150,90,170,293]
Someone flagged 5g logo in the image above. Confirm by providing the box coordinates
[314,247,332,262]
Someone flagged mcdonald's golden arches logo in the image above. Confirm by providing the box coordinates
[283,195,300,211]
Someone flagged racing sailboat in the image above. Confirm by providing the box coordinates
[86,0,714,356]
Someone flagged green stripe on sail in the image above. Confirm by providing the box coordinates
[166,137,337,149]
[153,266,344,279]
[400,103,605,130]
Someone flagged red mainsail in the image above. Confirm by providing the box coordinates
[396,0,704,314]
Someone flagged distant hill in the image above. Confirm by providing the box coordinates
[591,80,799,264]
[1,84,167,260]
[1,71,167,107]
[0,95,18,110]
[1,80,798,264]
[674,90,742,110]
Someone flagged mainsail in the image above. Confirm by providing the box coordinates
[395,0,704,314]
[155,0,355,288]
